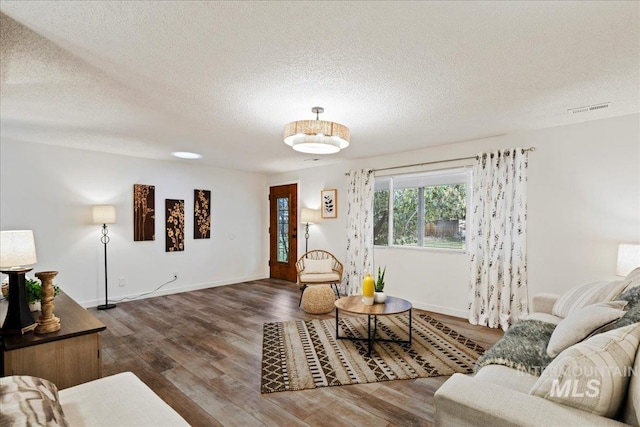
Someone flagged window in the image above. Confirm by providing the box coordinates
[374,168,470,250]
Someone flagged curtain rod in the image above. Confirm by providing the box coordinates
[344,147,536,175]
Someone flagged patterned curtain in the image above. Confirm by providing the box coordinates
[345,168,374,295]
[469,148,528,331]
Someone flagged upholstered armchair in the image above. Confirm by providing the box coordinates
[295,250,344,306]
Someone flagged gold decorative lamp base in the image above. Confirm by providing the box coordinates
[34,271,61,334]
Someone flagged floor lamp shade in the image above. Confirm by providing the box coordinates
[300,208,320,253]
[92,205,116,224]
[617,243,640,277]
[300,208,317,225]
[0,230,38,334]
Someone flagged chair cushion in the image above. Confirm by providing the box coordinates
[0,376,68,427]
[303,259,333,274]
[552,280,629,318]
[546,301,628,357]
[300,272,340,283]
[530,323,640,418]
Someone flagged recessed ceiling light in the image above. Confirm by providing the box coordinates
[171,151,202,159]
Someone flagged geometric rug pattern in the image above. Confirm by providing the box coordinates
[261,313,485,393]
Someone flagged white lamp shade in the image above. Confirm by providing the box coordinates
[301,208,318,225]
[617,243,640,277]
[92,205,116,224]
[0,230,37,269]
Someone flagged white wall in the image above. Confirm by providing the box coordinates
[267,114,640,317]
[0,140,268,307]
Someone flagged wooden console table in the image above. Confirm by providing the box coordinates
[1,291,106,389]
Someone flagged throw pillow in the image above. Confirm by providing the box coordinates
[599,286,640,333]
[546,301,628,357]
[530,323,640,417]
[622,267,640,293]
[304,259,333,274]
[0,376,68,427]
[552,280,629,318]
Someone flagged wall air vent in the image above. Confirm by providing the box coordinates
[568,102,610,115]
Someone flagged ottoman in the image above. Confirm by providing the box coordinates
[301,285,335,314]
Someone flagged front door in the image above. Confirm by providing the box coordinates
[269,184,298,282]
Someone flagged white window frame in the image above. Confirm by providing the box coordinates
[373,167,472,253]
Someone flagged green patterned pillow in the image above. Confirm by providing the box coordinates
[530,323,640,417]
[600,286,640,333]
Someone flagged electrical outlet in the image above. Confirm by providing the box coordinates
[118,277,126,287]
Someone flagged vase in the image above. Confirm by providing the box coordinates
[29,301,41,312]
[374,291,386,304]
[362,273,374,306]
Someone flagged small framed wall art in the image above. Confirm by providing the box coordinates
[321,189,337,219]
[133,184,155,241]
[165,199,185,252]
[194,189,211,239]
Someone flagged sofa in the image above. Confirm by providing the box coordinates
[435,269,640,427]
[0,372,190,426]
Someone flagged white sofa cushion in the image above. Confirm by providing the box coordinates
[523,312,563,325]
[474,365,539,394]
[303,259,333,274]
[621,338,640,426]
[58,372,189,426]
[300,272,341,283]
[546,301,628,357]
[552,280,629,318]
[530,323,640,418]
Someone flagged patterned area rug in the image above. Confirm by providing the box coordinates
[261,313,485,393]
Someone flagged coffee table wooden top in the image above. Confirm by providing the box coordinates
[334,295,412,315]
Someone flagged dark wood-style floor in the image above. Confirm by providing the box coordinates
[90,279,502,427]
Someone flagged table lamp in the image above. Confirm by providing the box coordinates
[0,230,38,334]
[617,243,640,277]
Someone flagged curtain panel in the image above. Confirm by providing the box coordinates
[468,148,529,330]
[345,168,374,295]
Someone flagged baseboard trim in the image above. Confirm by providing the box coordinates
[412,301,467,319]
[79,274,267,308]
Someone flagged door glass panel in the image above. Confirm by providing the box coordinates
[277,197,289,262]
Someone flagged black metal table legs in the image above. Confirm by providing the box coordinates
[335,308,412,356]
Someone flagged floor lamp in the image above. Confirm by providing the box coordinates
[300,208,319,253]
[93,205,116,310]
[0,230,38,334]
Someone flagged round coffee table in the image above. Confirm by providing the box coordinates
[334,295,412,356]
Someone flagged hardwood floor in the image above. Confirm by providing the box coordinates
[90,279,502,427]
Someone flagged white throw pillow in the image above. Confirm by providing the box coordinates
[546,301,628,357]
[552,280,629,318]
[622,267,640,293]
[530,323,640,417]
[303,259,333,274]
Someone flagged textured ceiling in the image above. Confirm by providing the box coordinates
[1,1,638,173]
